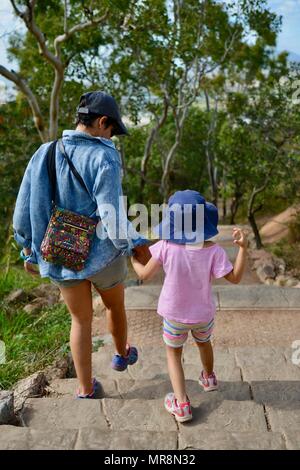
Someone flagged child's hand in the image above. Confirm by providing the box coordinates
[131,256,138,266]
[132,245,151,265]
[232,227,247,248]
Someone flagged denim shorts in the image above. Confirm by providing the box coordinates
[49,255,128,290]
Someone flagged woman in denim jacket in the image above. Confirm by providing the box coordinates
[13,91,151,398]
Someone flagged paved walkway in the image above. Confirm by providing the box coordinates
[1,226,300,450]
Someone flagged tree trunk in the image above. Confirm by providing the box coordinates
[230,198,238,225]
[140,102,169,202]
[230,187,243,225]
[222,197,227,220]
[204,91,218,206]
[248,212,263,249]
[49,68,65,140]
[247,188,264,249]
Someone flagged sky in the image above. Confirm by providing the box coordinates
[268,0,300,56]
[0,0,300,99]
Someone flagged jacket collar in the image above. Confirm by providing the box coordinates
[62,130,116,149]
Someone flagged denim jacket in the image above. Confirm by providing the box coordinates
[13,130,148,281]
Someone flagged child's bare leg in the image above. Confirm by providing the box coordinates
[196,340,214,376]
[166,345,188,403]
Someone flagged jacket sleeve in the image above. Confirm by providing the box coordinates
[93,160,148,256]
[12,156,37,264]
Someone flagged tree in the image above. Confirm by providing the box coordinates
[0,0,124,141]
[219,62,300,247]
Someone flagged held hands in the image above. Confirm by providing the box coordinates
[24,261,39,276]
[132,244,151,265]
[232,227,248,249]
[23,248,39,276]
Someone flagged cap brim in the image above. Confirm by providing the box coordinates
[115,120,129,136]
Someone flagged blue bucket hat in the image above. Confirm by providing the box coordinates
[154,190,219,244]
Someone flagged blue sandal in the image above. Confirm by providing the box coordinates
[76,378,101,399]
[111,345,138,371]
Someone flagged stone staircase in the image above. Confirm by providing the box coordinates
[1,225,300,450]
[1,343,300,450]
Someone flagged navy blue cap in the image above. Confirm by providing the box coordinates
[77,91,128,136]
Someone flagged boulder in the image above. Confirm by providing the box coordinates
[23,298,48,314]
[44,355,73,383]
[13,372,47,413]
[30,284,60,305]
[0,391,15,425]
[5,289,28,305]
[30,284,60,301]
[285,278,299,287]
[273,257,286,275]
[274,275,290,287]
[256,264,276,283]
[261,263,276,279]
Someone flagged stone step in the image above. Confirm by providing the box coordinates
[2,424,297,450]
[0,425,177,450]
[14,343,300,450]
[18,393,300,440]
[125,284,300,310]
[46,376,251,402]
[21,396,266,433]
[89,344,300,383]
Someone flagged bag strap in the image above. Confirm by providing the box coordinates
[46,140,58,203]
[58,139,91,195]
[46,139,93,203]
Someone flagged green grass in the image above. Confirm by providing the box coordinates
[0,266,71,390]
[0,302,71,390]
[0,265,48,300]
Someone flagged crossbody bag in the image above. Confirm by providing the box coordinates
[40,139,98,271]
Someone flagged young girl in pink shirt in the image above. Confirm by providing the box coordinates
[131,190,247,422]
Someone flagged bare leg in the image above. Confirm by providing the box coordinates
[94,283,127,357]
[196,340,214,376]
[166,345,188,403]
[59,280,93,395]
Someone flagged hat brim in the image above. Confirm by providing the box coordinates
[154,220,218,244]
[115,120,128,136]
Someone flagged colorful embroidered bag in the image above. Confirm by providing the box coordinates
[40,139,98,271]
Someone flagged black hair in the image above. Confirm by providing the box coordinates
[75,113,118,135]
[75,95,119,134]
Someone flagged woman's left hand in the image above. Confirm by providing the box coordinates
[24,261,40,276]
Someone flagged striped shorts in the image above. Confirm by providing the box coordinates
[163,317,214,348]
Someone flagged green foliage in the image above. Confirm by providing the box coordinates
[0,265,70,390]
[0,263,72,390]
[0,302,71,389]
[0,266,47,301]
[0,100,40,260]
[2,0,300,249]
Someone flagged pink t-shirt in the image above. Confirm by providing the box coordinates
[149,240,233,324]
